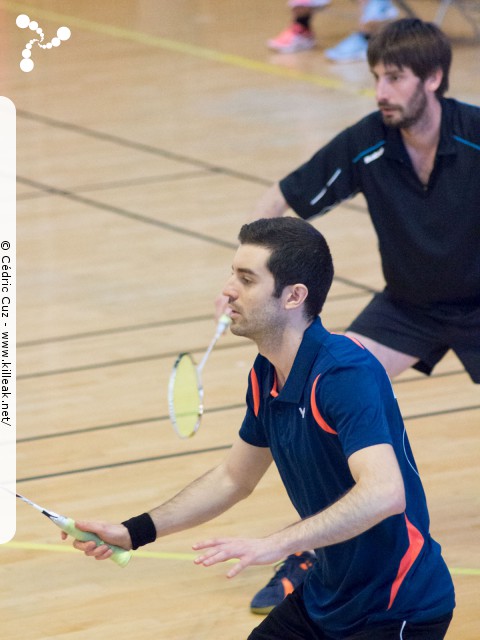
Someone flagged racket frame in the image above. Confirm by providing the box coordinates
[167,314,230,439]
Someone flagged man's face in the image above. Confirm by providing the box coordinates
[222,244,287,342]
[372,63,429,129]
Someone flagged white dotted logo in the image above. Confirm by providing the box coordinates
[16,14,71,73]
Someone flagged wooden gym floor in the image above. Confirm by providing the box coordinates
[0,1,478,638]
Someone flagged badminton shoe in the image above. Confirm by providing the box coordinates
[250,551,315,614]
[288,0,330,8]
[360,0,399,24]
[325,32,368,62]
[267,23,316,53]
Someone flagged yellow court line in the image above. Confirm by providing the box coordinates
[3,540,236,563]
[3,541,480,575]
[2,540,198,560]
[4,0,374,97]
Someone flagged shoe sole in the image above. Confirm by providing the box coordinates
[267,41,316,53]
[250,605,276,615]
[325,55,367,62]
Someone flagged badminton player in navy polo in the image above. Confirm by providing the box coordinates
[68,217,454,639]
[223,17,479,618]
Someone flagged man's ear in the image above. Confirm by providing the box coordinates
[425,68,443,94]
[284,284,308,310]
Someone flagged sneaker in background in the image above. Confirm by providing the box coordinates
[250,551,315,615]
[288,0,331,8]
[361,0,399,25]
[324,31,368,62]
[267,23,316,53]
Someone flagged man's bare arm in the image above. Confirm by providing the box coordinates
[250,182,290,220]
[193,444,406,577]
[66,438,273,559]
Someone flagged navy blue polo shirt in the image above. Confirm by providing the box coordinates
[240,319,455,636]
[280,98,480,307]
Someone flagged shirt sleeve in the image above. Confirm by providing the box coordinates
[314,363,394,459]
[279,126,361,219]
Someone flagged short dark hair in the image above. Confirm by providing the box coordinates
[367,18,452,97]
[238,217,334,321]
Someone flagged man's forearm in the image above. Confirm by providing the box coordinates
[251,182,289,220]
[270,483,403,559]
[191,448,406,579]
[148,463,250,538]
[268,446,406,558]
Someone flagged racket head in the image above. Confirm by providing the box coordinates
[168,352,204,438]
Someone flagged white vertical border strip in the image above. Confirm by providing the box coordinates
[0,96,16,543]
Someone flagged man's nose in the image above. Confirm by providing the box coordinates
[376,77,390,103]
[222,275,237,300]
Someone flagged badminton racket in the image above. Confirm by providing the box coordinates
[15,491,132,567]
[168,314,231,438]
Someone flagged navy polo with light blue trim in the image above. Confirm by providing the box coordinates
[280,98,480,307]
[239,319,455,637]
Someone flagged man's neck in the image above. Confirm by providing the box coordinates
[400,97,442,185]
[400,96,442,150]
[258,320,311,391]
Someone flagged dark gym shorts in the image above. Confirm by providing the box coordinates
[347,291,480,383]
[247,585,453,640]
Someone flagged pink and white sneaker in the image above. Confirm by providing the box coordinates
[288,0,330,7]
[267,23,316,53]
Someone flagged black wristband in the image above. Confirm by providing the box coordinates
[121,513,157,550]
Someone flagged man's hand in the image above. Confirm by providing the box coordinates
[192,536,287,578]
[61,520,132,560]
[214,294,230,322]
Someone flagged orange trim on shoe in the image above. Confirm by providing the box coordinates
[281,577,295,598]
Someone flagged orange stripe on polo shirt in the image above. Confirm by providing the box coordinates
[344,334,365,349]
[331,332,365,349]
[271,372,279,398]
[250,368,260,417]
[387,514,425,610]
[310,374,337,435]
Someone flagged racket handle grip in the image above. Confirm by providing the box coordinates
[219,313,231,327]
[62,517,132,567]
[216,314,231,337]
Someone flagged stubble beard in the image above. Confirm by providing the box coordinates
[379,80,428,130]
[230,305,287,349]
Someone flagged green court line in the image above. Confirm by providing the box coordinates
[4,0,373,96]
[3,541,479,575]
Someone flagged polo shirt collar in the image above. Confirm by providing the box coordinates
[382,97,457,161]
[271,318,330,404]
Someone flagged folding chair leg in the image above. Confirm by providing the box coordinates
[434,0,454,24]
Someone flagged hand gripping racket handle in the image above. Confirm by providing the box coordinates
[60,517,132,567]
